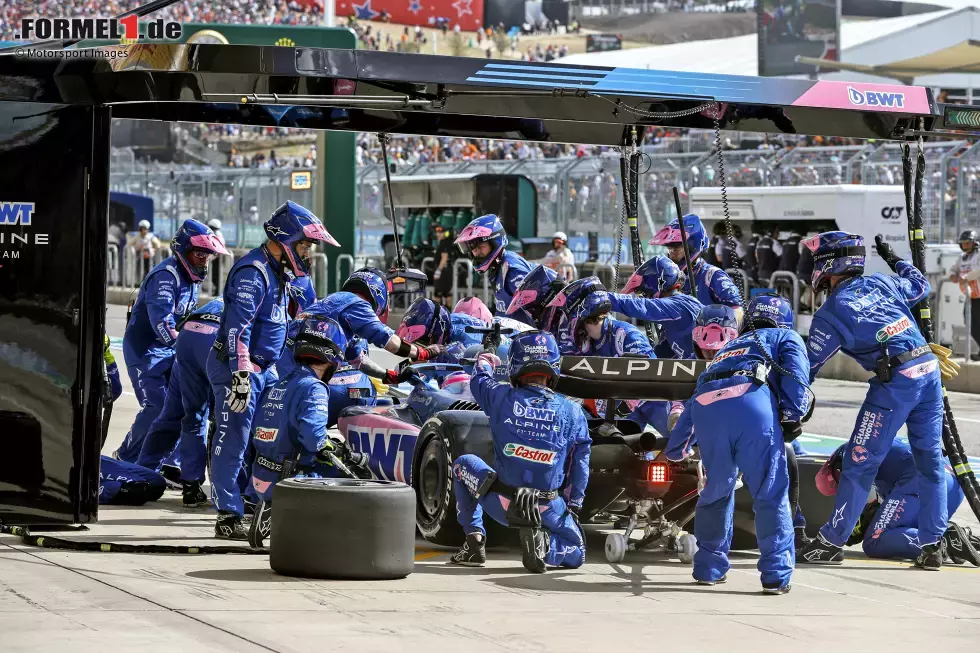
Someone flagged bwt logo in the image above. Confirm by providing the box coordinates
[0,202,34,226]
[847,87,905,109]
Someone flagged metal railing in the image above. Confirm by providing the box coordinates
[769,271,801,325]
[107,243,120,286]
[452,259,475,306]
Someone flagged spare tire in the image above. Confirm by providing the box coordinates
[270,477,416,580]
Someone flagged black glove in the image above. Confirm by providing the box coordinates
[568,503,581,516]
[874,235,902,272]
[781,421,803,443]
[227,370,252,413]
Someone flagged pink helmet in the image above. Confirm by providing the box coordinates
[442,371,472,395]
[692,305,739,354]
[815,445,845,496]
[453,296,492,324]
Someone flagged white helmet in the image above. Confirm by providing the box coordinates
[207,218,222,230]
[138,220,150,230]
[552,231,567,243]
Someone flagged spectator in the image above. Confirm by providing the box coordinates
[754,225,783,285]
[543,231,576,280]
[127,219,162,282]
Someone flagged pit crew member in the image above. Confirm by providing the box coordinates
[666,295,812,594]
[450,331,590,573]
[455,214,532,314]
[117,219,229,463]
[815,439,979,566]
[136,297,224,507]
[650,214,743,323]
[208,200,338,540]
[798,232,953,571]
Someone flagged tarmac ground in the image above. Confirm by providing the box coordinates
[2,305,978,652]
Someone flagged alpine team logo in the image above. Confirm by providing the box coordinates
[847,86,905,109]
[1,201,49,259]
[513,401,556,422]
[876,316,912,342]
[503,443,557,465]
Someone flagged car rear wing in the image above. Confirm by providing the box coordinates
[555,356,708,401]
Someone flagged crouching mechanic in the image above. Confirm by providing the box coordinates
[248,316,370,543]
[397,297,486,364]
[666,295,813,594]
[798,232,954,570]
[450,331,591,573]
[101,335,167,505]
[815,439,980,566]
[455,214,532,314]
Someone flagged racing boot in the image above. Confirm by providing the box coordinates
[161,464,182,491]
[449,533,487,567]
[215,512,248,541]
[798,533,844,565]
[915,541,944,571]
[694,575,727,586]
[182,481,209,508]
[942,522,980,567]
[762,582,792,595]
[794,526,812,550]
[520,527,549,574]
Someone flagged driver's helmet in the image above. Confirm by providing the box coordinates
[441,371,472,395]
[397,297,450,346]
[621,255,681,298]
[507,330,562,387]
[264,200,339,277]
[745,293,794,330]
[801,231,865,292]
[692,304,739,358]
[342,267,390,321]
[454,214,508,273]
[293,316,348,381]
[170,218,229,283]
[649,213,709,265]
[453,296,493,324]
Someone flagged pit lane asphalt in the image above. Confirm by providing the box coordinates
[3,305,972,652]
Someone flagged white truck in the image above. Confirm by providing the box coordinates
[687,185,964,344]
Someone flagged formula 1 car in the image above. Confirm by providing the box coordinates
[336,354,837,553]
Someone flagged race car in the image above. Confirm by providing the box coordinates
[336,353,837,550]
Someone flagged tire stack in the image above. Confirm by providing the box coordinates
[270,478,416,580]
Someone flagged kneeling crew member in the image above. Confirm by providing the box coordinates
[450,331,591,573]
[815,439,980,566]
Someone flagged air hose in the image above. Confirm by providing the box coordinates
[0,521,267,555]
[901,134,980,522]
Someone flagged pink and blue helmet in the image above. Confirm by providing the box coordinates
[455,214,508,273]
[649,213,710,264]
[264,200,339,277]
[397,297,451,346]
[621,255,682,298]
[293,316,348,370]
[453,296,493,324]
[171,218,229,283]
[802,231,866,291]
[506,264,565,328]
[545,276,606,333]
[692,304,739,356]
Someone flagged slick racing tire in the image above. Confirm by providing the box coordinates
[270,477,416,580]
[413,411,494,547]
